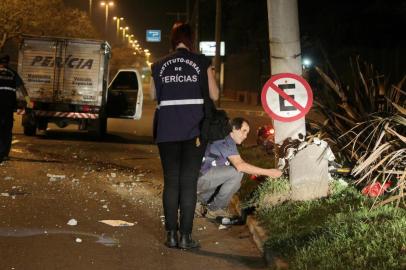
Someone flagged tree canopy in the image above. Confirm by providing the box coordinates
[0,0,98,50]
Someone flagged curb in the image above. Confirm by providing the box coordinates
[230,196,289,269]
[230,196,267,252]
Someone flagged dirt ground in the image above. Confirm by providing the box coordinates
[0,131,266,270]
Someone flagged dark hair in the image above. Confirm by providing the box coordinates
[0,54,10,64]
[230,117,249,130]
[170,22,194,51]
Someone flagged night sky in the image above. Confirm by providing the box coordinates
[63,0,406,80]
[64,0,190,59]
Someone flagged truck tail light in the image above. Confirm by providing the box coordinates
[81,105,90,112]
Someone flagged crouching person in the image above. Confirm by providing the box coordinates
[197,117,282,218]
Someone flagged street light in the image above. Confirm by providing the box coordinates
[100,1,114,36]
[113,16,124,40]
[88,0,93,17]
[127,34,134,43]
[120,26,129,42]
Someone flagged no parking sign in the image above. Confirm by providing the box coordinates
[261,73,313,122]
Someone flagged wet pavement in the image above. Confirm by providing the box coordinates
[0,133,266,270]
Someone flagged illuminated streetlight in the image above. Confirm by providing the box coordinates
[302,58,312,68]
[89,0,93,17]
[120,26,129,42]
[113,16,124,40]
[100,1,114,36]
[127,34,134,43]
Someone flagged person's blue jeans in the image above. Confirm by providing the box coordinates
[158,138,205,233]
[197,166,243,210]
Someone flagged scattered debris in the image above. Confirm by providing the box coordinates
[99,220,135,227]
[4,176,13,181]
[75,238,82,243]
[1,193,9,197]
[67,219,78,226]
[47,174,66,182]
[218,224,228,230]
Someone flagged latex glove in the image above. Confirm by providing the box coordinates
[25,96,33,109]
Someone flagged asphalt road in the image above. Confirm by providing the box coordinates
[2,88,270,269]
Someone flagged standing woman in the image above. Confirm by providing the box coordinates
[151,22,219,249]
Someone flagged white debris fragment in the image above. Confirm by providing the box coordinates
[75,238,82,243]
[102,205,108,209]
[47,174,66,182]
[67,219,78,226]
[1,193,9,197]
[110,173,117,178]
[218,224,228,230]
[99,220,134,227]
[4,176,13,181]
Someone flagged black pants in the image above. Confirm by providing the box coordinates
[158,138,206,234]
[0,110,13,160]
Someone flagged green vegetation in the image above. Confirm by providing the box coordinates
[246,178,406,270]
[238,145,275,202]
[310,58,405,206]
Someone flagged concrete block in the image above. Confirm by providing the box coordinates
[289,144,329,201]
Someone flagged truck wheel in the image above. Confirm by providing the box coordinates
[23,124,37,136]
[97,116,107,138]
[90,116,107,139]
[22,113,37,136]
[38,118,48,131]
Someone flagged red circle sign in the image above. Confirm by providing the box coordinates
[261,73,313,122]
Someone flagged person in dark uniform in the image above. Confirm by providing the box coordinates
[0,54,30,163]
[151,22,219,249]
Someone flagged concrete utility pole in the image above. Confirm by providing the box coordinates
[267,0,329,201]
[267,0,304,144]
[214,0,222,107]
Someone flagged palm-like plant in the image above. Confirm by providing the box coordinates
[310,57,405,207]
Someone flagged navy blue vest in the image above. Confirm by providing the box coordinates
[152,49,210,143]
[0,67,22,112]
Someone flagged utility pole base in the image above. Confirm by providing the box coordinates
[289,144,329,201]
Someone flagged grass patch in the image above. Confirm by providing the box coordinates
[237,147,405,269]
[238,145,275,202]
[257,187,406,270]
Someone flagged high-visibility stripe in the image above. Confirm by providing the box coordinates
[159,99,204,107]
[0,86,16,92]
